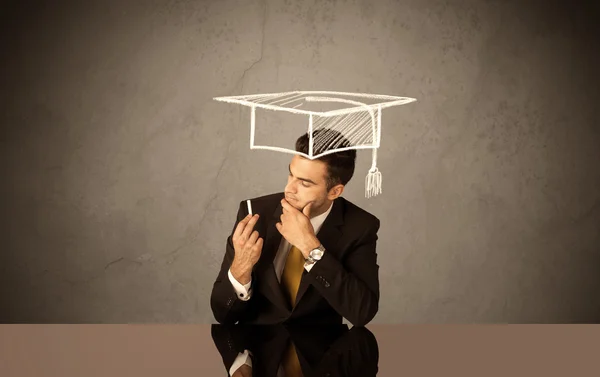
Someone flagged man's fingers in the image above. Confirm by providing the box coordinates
[253,238,264,254]
[248,230,259,245]
[240,214,259,240]
[233,214,252,239]
[280,199,294,212]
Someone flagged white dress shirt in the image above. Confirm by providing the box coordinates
[227,201,333,376]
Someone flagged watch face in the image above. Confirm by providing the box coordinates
[310,249,324,260]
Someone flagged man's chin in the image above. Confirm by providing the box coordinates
[288,200,303,211]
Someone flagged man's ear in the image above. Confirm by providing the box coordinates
[327,184,344,200]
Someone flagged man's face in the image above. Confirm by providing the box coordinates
[284,155,331,215]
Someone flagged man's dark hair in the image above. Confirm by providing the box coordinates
[295,128,356,192]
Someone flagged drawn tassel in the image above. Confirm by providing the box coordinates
[365,148,382,198]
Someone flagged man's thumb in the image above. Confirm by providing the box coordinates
[303,202,313,217]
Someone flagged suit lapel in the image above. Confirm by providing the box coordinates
[294,197,344,307]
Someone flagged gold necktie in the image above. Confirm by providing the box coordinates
[281,245,304,308]
[282,340,303,377]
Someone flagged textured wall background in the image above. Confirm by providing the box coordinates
[1,0,599,323]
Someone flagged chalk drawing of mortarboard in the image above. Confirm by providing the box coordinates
[213,91,417,198]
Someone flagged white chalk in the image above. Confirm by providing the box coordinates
[246,199,253,216]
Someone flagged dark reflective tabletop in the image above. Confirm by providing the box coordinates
[211,324,377,376]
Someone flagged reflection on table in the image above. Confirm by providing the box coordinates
[211,324,379,377]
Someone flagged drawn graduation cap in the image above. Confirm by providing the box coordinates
[213,91,416,198]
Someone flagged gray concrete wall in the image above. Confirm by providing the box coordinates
[1,0,599,323]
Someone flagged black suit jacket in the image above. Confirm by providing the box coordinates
[210,192,380,326]
[211,324,379,377]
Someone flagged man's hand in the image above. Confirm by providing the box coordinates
[230,214,263,285]
[232,364,252,377]
[275,199,320,257]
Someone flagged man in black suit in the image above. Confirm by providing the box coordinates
[211,324,379,377]
[210,129,381,326]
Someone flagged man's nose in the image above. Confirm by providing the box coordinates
[285,181,297,193]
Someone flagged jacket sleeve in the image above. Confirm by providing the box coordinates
[305,217,381,326]
[210,325,254,376]
[210,201,258,324]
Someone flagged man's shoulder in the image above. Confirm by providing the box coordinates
[237,192,284,216]
[246,192,285,204]
[337,196,380,230]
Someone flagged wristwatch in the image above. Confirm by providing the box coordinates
[306,244,326,265]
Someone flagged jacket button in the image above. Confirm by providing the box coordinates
[324,281,330,288]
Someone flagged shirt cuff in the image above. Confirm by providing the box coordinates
[229,350,253,375]
[228,268,252,301]
[304,261,316,272]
